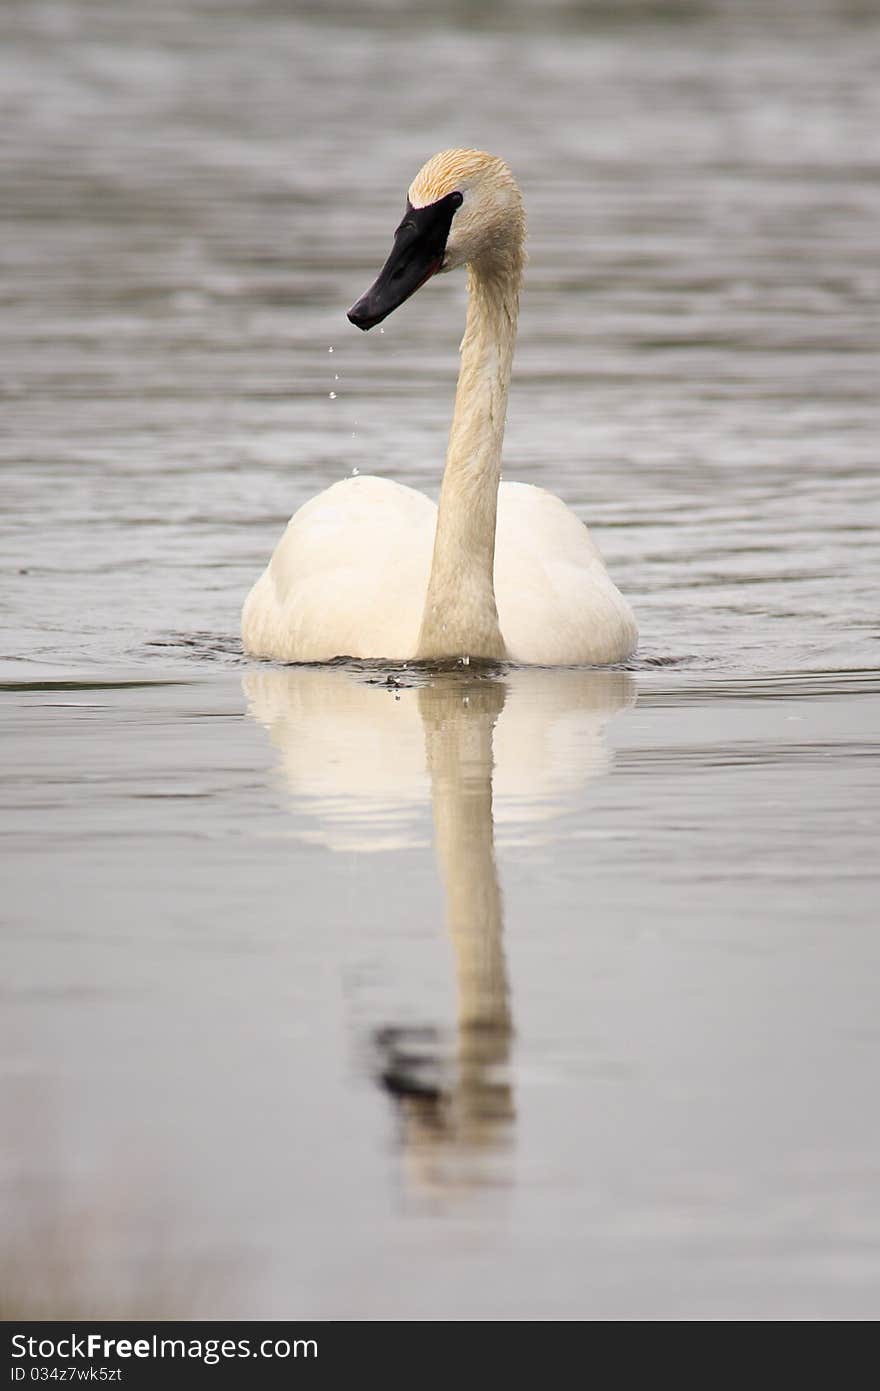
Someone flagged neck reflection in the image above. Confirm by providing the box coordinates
[380,677,513,1184]
[244,664,634,1195]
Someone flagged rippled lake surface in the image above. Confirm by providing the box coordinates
[2,0,879,1319]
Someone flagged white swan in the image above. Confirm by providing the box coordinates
[242,149,637,665]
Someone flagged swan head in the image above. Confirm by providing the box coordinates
[347,149,524,331]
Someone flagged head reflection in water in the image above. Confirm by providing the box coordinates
[244,666,634,1195]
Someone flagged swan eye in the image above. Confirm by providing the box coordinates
[450,191,463,208]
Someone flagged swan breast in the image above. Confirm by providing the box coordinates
[242,476,436,662]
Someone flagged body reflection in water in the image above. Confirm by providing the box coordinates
[244,665,634,1193]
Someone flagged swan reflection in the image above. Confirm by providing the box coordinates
[244,665,634,1192]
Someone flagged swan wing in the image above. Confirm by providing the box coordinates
[242,476,436,662]
[495,481,637,665]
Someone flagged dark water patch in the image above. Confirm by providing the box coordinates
[637,667,880,705]
[0,678,192,693]
[626,652,705,670]
[143,632,245,662]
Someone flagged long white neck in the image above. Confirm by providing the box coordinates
[416,252,522,661]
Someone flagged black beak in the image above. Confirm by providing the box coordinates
[347,191,463,332]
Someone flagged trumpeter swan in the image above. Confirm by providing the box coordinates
[242,149,638,665]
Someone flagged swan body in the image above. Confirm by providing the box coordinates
[242,149,637,666]
[242,475,636,665]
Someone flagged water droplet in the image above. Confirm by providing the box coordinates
[462,654,470,667]
[328,346,334,353]
[379,327,384,334]
[328,391,337,400]
[352,466,359,476]
[334,373,339,380]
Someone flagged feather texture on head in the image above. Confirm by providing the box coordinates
[408,149,517,208]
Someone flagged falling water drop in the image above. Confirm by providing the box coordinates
[329,391,337,400]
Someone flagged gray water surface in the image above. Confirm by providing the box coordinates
[2,0,879,1319]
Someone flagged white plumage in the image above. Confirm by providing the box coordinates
[242,149,637,666]
[242,475,636,665]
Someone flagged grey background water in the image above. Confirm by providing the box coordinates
[2,0,878,1318]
